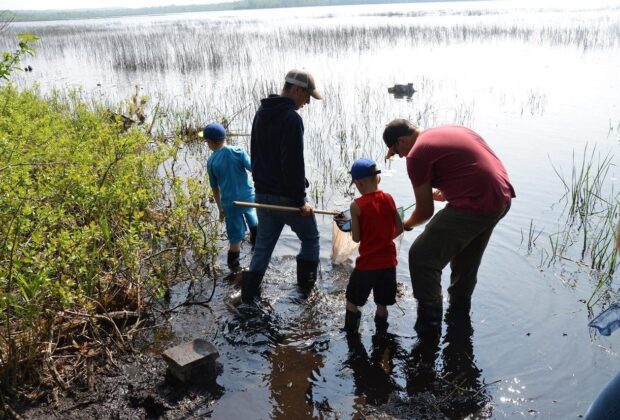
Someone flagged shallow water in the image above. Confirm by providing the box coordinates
[4,1,620,417]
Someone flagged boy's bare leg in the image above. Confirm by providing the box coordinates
[346,301,358,312]
[375,305,389,332]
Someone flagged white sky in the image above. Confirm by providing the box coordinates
[0,0,233,11]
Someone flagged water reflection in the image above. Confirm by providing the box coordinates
[223,273,333,418]
[405,304,492,417]
[345,332,404,406]
[268,343,324,419]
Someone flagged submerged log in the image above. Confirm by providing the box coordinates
[387,83,416,96]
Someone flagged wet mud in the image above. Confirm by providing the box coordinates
[16,247,495,419]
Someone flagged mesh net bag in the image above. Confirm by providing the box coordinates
[331,220,358,265]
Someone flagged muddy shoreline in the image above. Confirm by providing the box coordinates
[13,259,493,419]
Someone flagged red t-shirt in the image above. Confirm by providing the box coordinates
[407,126,515,214]
[355,190,398,271]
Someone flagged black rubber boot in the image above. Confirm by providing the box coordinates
[374,314,389,334]
[296,258,319,290]
[344,309,361,334]
[241,270,264,303]
[445,296,473,338]
[414,300,443,340]
[448,294,471,315]
[249,226,257,250]
[227,250,241,272]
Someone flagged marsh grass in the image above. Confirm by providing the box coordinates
[544,145,619,306]
[521,219,543,253]
[2,7,619,75]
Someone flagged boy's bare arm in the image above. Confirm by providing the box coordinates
[350,201,361,243]
[212,188,223,220]
[393,208,404,239]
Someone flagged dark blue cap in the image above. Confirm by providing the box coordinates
[350,158,381,181]
[203,123,226,140]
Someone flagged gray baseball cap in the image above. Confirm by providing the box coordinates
[285,69,323,100]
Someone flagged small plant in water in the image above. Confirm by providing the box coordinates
[543,144,620,307]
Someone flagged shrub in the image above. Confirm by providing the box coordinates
[0,85,218,394]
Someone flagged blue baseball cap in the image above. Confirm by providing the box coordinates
[350,158,381,181]
[202,123,226,140]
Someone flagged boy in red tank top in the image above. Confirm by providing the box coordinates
[344,158,404,334]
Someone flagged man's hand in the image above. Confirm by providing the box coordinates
[385,148,396,160]
[432,189,446,202]
[403,217,414,231]
[300,202,314,216]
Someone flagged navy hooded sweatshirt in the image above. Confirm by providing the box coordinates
[250,94,308,207]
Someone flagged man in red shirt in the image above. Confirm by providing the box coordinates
[383,119,515,339]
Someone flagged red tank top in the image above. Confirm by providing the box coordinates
[355,190,398,271]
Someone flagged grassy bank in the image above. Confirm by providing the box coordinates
[0,85,218,399]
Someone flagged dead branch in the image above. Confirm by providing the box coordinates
[44,341,67,391]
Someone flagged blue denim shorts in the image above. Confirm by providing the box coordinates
[223,204,258,244]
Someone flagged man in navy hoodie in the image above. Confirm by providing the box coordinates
[241,69,323,303]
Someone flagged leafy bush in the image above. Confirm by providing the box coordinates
[0,85,218,392]
[0,33,38,81]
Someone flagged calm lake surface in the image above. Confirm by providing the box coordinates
[4,0,620,417]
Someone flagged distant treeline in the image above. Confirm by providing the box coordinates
[9,0,472,22]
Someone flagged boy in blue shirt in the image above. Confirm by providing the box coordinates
[204,123,258,273]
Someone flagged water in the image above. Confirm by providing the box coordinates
[4,1,620,417]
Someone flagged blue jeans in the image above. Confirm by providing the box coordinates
[249,193,319,274]
[586,370,620,419]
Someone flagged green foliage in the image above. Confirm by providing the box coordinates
[0,85,218,390]
[0,33,38,81]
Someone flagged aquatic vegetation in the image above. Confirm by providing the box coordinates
[546,145,619,306]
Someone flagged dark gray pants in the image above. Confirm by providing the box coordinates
[408,202,510,304]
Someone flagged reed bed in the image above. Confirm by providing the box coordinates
[3,9,619,75]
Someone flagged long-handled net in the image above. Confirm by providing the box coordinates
[234,201,355,264]
[233,201,414,265]
[396,203,416,255]
[331,203,416,264]
[332,209,358,265]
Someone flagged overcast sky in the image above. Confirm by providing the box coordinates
[0,0,232,11]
